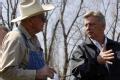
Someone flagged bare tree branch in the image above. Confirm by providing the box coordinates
[47,19,60,64]
[112,0,119,40]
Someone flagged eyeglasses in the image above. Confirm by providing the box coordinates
[36,14,47,22]
[31,14,47,22]
[40,14,47,22]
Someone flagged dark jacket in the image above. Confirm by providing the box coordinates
[71,37,120,80]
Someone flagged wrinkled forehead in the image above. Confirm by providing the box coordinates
[84,16,99,23]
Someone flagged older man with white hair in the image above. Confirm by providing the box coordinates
[0,0,56,80]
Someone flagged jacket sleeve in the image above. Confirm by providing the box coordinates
[0,32,36,80]
[71,44,98,79]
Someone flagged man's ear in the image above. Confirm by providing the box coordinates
[101,22,105,30]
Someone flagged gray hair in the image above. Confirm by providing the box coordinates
[83,11,106,26]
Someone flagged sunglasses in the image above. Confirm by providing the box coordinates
[31,14,47,22]
[40,14,47,22]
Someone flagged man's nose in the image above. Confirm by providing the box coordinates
[86,25,91,30]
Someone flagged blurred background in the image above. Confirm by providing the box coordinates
[0,0,120,80]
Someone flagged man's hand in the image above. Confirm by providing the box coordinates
[97,46,114,64]
[36,65,56,80]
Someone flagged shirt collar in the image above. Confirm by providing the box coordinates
[18,25,32,40]
[90,37,107,50]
